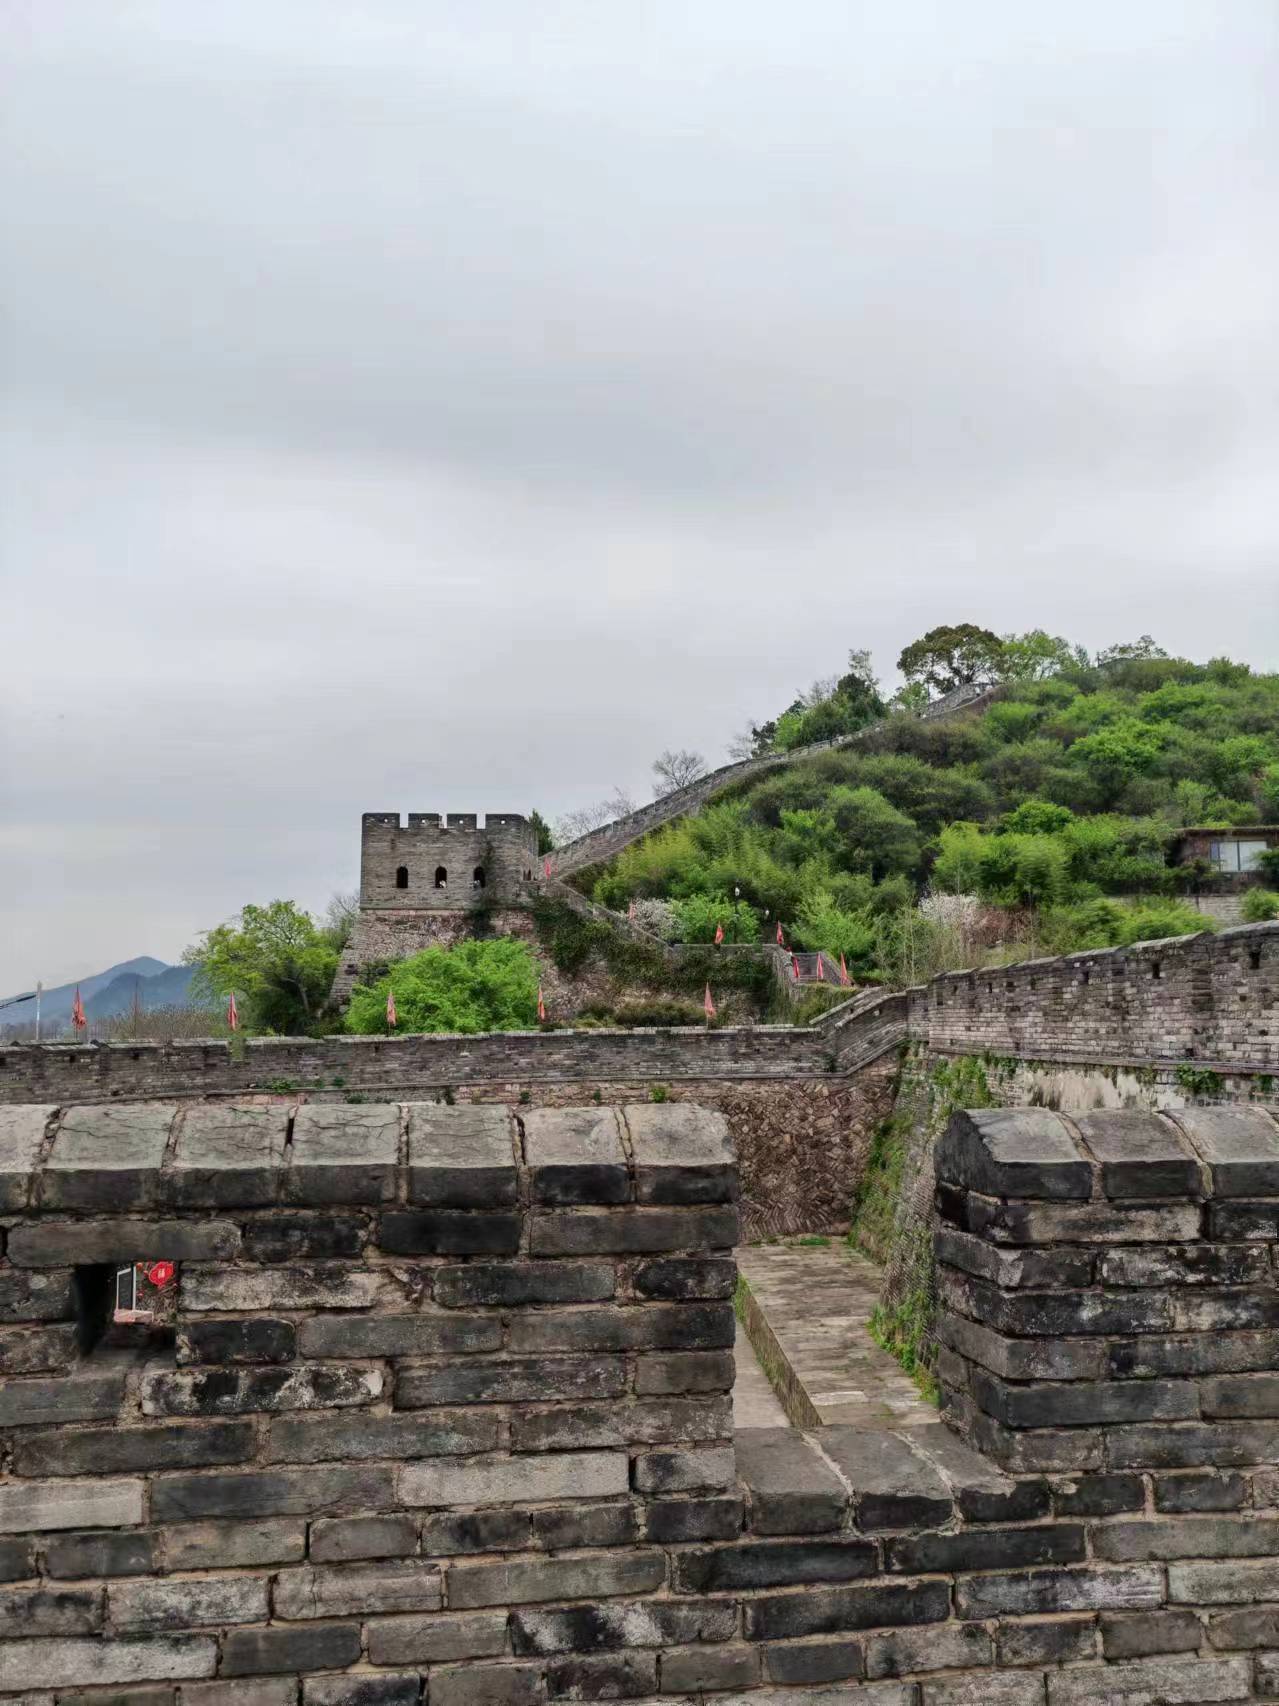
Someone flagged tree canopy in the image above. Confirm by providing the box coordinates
[345,937,539,1035]
[185,900,341,1034]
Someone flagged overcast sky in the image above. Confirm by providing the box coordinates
[3,2,1277,993]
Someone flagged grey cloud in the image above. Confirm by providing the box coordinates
[2,0,1277,988]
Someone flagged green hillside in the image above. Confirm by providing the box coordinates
[582,633,1279,986]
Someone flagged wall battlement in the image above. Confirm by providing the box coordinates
[7,1100,1279,1700]
[358,812,539,915]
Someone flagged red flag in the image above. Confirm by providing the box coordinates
[816,953,825,982]
[703,983,716,1019]
[627,901,636,922]
[537,984,546,1022]
[714,922,724,945]
[386,988,398,1028]
[776,921,784,946]
[71,987,86,1031]
[543,856,552,879]
[227,992,239,1032]
[839,953,850,986]
[792,954,800,981]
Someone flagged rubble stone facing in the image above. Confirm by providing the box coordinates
[8,1103,1279,1700]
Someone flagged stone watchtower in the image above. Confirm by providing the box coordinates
[329,812,540,1008]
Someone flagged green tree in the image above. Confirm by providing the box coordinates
[528,810,556,855]
[995,629,1080,682]
[346,938,538,1035]
[669,893,760,945]
[897,624,1004,697]
[185,901,339,1035]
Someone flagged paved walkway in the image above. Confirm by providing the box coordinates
[732,1333,789,1429]
[735,1241,938,1430]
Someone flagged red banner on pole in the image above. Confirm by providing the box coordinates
[714,922,724,945]
[227,992,239,1032]
[703,983,716,1019]
[537,984,547,1022]
[386,989,398,1028]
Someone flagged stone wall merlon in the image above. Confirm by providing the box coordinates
[1,1102,736,1213]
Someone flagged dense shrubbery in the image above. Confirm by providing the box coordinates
[346,938,538,1035]
[585,644,1277,981]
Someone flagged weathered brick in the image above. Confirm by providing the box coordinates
[0,1324,77,1375]
[160,1519,305,1570]
[406,1102,516,1206]
[0,1268,73,1322]
[745,1578,951,1641]
[661,1644,760,1692]
[44,1530,159,1578]
[511,1599,737,1654]
[508,1300,734,1354]
[0,1368,127,1429]
[181,1265,392,1313]
[994,1616,1097,1666]
[1154,1471,1246,1512]
[644,1494,743,1544]
[220,1623,362,1676]
[765,1637,867,1685]
[268,1408,499,1462]
[1099,1244,1268,1287]
[40,1103,175,1210]
[939,1267,1172,1336]
[1107,1420,1279,1469]
[304,1676,419,1706]
[420,1509,532,1555]
[150,1466,394,1522]
[1050,1473,1144,1517]
[0,1584,102,1636]
[633,1445,735,1493]
[625,1102,737,1204]
[634,1350,735,1394]
[1101,1609,1203,1659]
[401,1451,628,1508]
[1170,1556,1279,1602]
[185,1683,298,1706]
[867,1624,993,1680]
[175,1318,296,1365]
[530,1205,738,1256]
[0,1477,143,1534]
[109,1575,269,1631]
[511,1395,732,1452]
[1110,1331,1279,1377]
[631,1256,737,1299]
[448,1550,665,1609]
[925,1678,1047,1705]
[6,1220,238,1266]
[0,1537,33,1582]
[241,1212,368,1262]
[531,1503,640,1550]
[1044,1654,1250,1703]
[735,1427,846,1534]
[298,1311,499,1358]
[309,1513,418,1562]
[956,1565,1164,1618]
[887,1523,1085,1575]
[379,1209,521,1255]
[545,1652,656,1698]
[166,1104,287,1207]
[937,1106,1090,1199]
[0,1636,215,1688]
[366,1609,507,1665]
[524,1105,629,1204]
[303,1678,417,1706]
[433,1260,614,1307]
[141,1363,381,1416]
[274,1560,442,1618]
[288,1102,399,1203]
[394,1354,625,1409]
[819,1427,953,1532]
[14,1420,254,1478]
[429,1663,542,1706]
[674,1538,878,1592]
[1093,1515,1279,1561]
[1204,1606,1279,1648]
[0,1105,55,1211]
[936,1307,1105,1382]
[973,1370,1198,1429]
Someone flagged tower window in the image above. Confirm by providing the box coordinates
[473,866,486,890]
[395,865,409,890]
[434,866,448,889]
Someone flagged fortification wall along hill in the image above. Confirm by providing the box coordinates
[8,1100,1279,1700]
[4,923,1275,1110]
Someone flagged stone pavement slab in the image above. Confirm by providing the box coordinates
[736,1242,937,1431]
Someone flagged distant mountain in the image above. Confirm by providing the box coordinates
[85,963,200,1020]
[1,958,201,1033]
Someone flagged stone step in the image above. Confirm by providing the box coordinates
[736,1242,938,1431]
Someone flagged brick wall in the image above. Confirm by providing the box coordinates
[359,814,538,911]
[911,921,1277,1071]
[8,1101,1279,1700]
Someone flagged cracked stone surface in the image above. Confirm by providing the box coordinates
[737,1241,939,1429]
